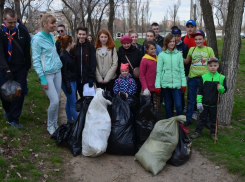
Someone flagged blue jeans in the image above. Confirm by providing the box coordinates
[162,88,183,119]
[62,81,78,122]
[186,77,200,122]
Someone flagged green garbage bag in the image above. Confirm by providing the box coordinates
[135,115,186,175]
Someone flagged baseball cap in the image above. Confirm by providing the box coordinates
[207,57,219,64]
[186,19,196,27]
[192,30,205,38]
[172,28,182,34]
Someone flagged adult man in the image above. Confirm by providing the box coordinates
[0,8,31,129]
[55,24,66,55]
[151,22,164,48]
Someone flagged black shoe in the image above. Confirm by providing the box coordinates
[205,122,211,129]
[184,120,192,127]
[191,132,201,139]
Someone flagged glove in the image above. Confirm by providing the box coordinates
[181,86,186,94]
[155,88,161,94]
[5,72,13,81]
[197,103,204,113]
[143,88,150,96]
[88,79,93,88]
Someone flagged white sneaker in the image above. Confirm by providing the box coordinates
[192,111,197,120]
[54,122,59,130]
[47,126,56,135]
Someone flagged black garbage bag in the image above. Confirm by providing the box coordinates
[135,95,161,149]
[75,98,83,112]
[107,95,136,155]
[50,122,74,145]
[167,125,192,166]
[67,97,93,157]
[1,80,22,102]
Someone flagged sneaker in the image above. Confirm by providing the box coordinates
[192,111,197,120]
[161,102,165,108]
[184,120,192,127]
[47,126,56,135]
[191,132,201,139]
[180,124,190,134]
[3,112,8,119]
[9,121,23,129]
[211,134,218,141]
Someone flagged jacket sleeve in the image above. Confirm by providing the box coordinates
[104,48,118,82]
[24,29,31,70]
[116,50,121,76]
[155,53,164,88]
[218,76,227,94]
[60,55,71,90]
[128,78,137,95]
[0,32,9,72]
[31,37,44,77]
[197,77,204,103]
[179,53,186,87]
[139,59,148,90]
[88,44,96,81]
[113,79,119,95]
[55,41,61,56]
[183,44,189,59]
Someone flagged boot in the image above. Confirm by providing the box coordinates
[191,132,201,139]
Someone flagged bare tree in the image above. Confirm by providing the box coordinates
[218,0,245,125]
[169,0,181,25]
[0,0,5,24]
[108,0,115,37]
[214,0,228,39]
[134,0,141,32]
[122,0,126,34]
[127,0,133,29]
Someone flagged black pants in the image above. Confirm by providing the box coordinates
[0,68,27,124]
[96,79,115,96]
[195,106,217,134]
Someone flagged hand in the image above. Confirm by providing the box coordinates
[42,84,48,90]
[118,92,120,95]
[217,84,220,89]
[143,88,150,96]
[181,86,186,94]
[99,81,104,84]
[5,72,13,81]
[126,93,128,98]
[197,103,204,113]
[66,87,72,94]
[88,79,93,87]
[155,88,161,94]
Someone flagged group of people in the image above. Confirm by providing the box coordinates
[0,8,227,141]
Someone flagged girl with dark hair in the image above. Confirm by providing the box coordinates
[95,29,118,94]
[87,34,95,45]
[73,27,96,98]
[128,29,144,57]
[58,35,78,122]
[139,41,160,113]
[155,34,186,120]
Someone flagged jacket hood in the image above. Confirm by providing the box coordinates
[164,48,179,54]
[119,73,133,79]
[143,54,157,62]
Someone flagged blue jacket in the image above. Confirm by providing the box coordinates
[31,32,62,77]
[113,74,137,97]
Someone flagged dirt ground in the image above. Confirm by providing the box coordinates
[58,91,240,182]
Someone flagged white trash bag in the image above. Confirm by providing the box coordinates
[82,88,112,157]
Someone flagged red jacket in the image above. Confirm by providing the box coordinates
[183,35,207,48]
[139,54,157,92]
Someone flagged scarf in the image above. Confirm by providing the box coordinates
[143,54,157,62]
[2,23,17,61]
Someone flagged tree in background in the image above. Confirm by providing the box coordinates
[169,0,181,26]
[0,0,5,24]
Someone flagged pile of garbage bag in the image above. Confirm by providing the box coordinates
[1,80,22,102]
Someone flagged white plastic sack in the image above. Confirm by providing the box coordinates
[82,88,112,157]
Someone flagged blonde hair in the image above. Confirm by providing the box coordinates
[41,14,56,28]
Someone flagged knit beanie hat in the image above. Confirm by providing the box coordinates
[120,63,129,72]
[120,35,133,44]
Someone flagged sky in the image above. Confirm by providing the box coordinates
[49,0,191,23]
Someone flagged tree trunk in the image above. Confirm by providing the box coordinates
[14,0,21,20]
[200,0,219,58]
[108,0,114,38]
[218,0,244,125]
[0,0,5,24]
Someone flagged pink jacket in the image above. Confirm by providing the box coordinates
[139,54,157,92]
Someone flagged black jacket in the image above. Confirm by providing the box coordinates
[55,40,61,56]
[155,34,164,48]
[176,41,189,76]
[117,45,142,77]
[73,41,96,83]
[0,24,31,72]
[60,50,77,89]
[135,43,144,58]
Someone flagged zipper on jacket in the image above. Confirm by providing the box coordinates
[208,74,214,106]
[171,52,173,88]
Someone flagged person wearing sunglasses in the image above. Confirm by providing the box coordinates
[55,24,67,56]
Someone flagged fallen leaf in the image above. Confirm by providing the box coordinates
[35,154,38,157]
[54,169,60,172]
[215,166,220,169]
[10,165,16,169]
[29,149,33,152]
[44,174,48,178]
[17,172,22,178]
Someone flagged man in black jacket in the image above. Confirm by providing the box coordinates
[55,24,67,56]
[151,22,164,48]
[0,8,31,129]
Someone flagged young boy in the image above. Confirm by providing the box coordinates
[191,57,227,141]
[184,31,215,127]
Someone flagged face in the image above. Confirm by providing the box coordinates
[174,34,181,44]
[186,24,196,35]
[122,43,131,49]
[77,30,87,43]
[131,33,138,44]
[87,36,92,43]
[146,45,156,55]
[194,35,205,47]
[99,33,108,45]
[168,37,176,50]
[3,15,17,30]
[43,19,56,33]
[152,25,159,36]
[68,38,75,49]
[207,62,219,73]
[121,70,129,77]
[57,27,66,36]
[146,32,154,42]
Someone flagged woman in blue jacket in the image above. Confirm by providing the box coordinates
[31,14,63,135]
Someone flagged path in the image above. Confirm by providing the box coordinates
[58,91,239,182]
